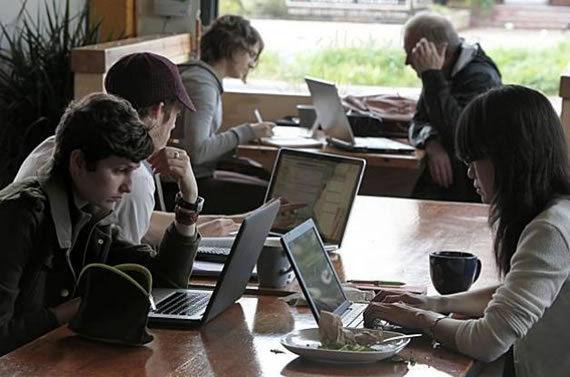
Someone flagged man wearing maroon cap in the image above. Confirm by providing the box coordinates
[104,52,196,115]
[15,52,239,245]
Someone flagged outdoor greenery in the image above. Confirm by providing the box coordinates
[220,0,287,17]
[250,41,570,95]
[253,44,420,88]
[490,42,570,95]
[220,1,566,95]
[0,0,100,187]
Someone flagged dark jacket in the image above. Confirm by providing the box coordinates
[409,42,502,202]
[0,166,200,356]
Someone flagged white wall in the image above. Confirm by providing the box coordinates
[0,0,87,49]
[137,0,199,36]
[1,0,200,49]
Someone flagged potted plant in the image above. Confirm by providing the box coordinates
[0,0,101,188]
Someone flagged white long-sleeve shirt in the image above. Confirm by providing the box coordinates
[456,198,570,376]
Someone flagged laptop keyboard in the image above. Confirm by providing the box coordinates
[340,304,404,330]
[341,304,365,327]
[154,291,211,317]
[196,246,231,263]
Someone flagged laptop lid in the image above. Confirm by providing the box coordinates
[280,219,352,323]
[305,76,356,144]
[264,148,365,248]
[149,199,280,327]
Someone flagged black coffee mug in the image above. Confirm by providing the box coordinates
[429,251,482,295]
[257,239,294,288]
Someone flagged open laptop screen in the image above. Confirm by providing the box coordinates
[282,220,347,315]
[265,149,365,247]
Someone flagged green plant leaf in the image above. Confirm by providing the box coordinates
[0,0,102,188]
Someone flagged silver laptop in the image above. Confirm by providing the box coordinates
[280,219,367,328]
[196,148,365,263]
[305,77,415,155]
[149,199,280,328]
[265,148,365,250]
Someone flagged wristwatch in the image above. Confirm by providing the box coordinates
[175,192,204,213]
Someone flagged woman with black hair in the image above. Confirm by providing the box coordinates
[364,85,570,377]
[172,15,274,214]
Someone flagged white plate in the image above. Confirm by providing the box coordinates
[280,328,410,363]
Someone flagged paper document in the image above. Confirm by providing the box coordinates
[272,126,312,138]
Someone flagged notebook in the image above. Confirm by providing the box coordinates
[265,148,365,250]
[281,219,411,332]
[305,77,416,155]
[148,199,280,328]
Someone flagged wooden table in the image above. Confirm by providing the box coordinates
[0,197,495,377]
[238,144,425,198]
[339,196,495,292]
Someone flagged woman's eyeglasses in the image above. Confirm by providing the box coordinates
[245,47,259,66]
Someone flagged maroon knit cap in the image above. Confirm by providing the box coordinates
[105,52,195,112]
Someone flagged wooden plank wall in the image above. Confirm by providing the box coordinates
[72,34,192,100]
[89,0,135,39]
[221,91,312,131]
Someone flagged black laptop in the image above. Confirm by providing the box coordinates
[305,77,416,155]
[148,199,280,328]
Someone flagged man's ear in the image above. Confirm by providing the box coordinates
[148,102,165,121]
[68,149,85,177]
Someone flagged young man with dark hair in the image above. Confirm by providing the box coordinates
[15,52,238,245]
[0,93,201,356]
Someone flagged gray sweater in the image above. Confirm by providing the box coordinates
[456,198,570,376]
[176,60,255,179]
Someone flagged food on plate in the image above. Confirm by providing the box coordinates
[321,343,375,352]
[318,311,384,350]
